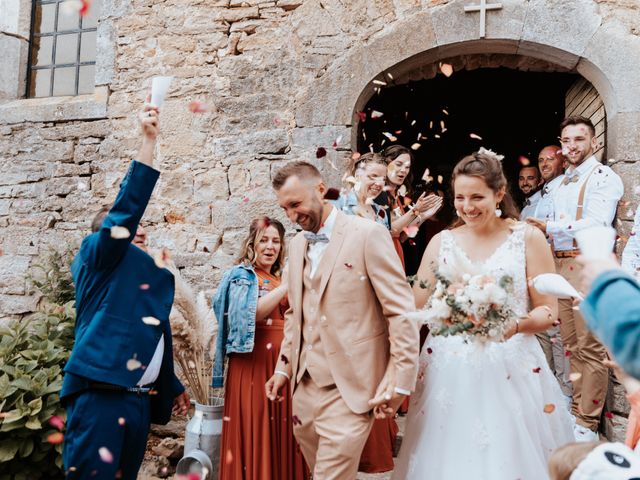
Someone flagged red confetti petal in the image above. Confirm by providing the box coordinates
[324,187,340,201]
[344,263,353,269]
[280,354,289,365]
[316,147,327,158]
[80,0,92,16]
[292,415,302,426]
[565,350,571,357]
[532,367,541,373]
[592,399,600,405]
[356,111,367,122]
[426,347,433,354]
[605,411,613,419]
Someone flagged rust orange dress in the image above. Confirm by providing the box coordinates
[390,193,407,268]
[219,269,309,480]
[358,194,405,474]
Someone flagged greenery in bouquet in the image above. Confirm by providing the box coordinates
[414,270,516,341]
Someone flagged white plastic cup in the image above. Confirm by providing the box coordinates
[574,226,616,260]
[150,76,173,107]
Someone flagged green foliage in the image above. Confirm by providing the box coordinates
[29,249,75,307]
[0,248,76,479]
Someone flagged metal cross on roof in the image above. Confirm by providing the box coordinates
[464,0,503,38]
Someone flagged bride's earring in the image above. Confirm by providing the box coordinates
[456,210,461,217]
[495,204,502,217]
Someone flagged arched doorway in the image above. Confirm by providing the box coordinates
[352,53,606,274]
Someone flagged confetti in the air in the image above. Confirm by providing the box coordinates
[47,432,64,444]
[371,110,384,119]
[404,225,419,238]
[142,316,161,326]
[139,283,150,290]
[110,226,130,239]
[188,101,211,113]
[411,143,421,150]
[470,133,483,140]
[316,147,327,158]
[373,79,387,86]
[49,416,65,430]
[543,404,556,414]
[439,63,454,77]
[569,372,582,382]
[126,357,142,371]
[99,447,114,464]
[118,417,126,426]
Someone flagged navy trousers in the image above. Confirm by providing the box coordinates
[63,389,151,479]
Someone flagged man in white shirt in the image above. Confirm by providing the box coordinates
[265,161,418,479]
[524,146,573,399]
[518,165,543,221]
[527,117,624,442]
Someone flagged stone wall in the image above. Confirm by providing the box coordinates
[1,0,640,322]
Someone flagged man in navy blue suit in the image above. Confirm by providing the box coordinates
[61,103,189,479]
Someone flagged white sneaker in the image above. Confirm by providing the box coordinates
[574,424,599,442]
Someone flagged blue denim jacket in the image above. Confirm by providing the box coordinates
[582,269,640,379]
[212,263,258,388]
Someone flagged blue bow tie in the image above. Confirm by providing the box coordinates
[304,232,329,244]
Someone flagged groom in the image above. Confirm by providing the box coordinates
[265,161,419,479]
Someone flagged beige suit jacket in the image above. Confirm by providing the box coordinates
[275,210,419,414]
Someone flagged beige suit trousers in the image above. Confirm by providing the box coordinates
[292,375,374,480]
[556,256,609,431]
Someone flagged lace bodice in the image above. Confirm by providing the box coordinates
[437,223,529,317]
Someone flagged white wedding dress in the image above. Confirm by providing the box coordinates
[393,225,574,480]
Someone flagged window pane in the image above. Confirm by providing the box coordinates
[29,69,52,97]
[31,36,54,67]
[33,3,56,34]
[80,31,96,62]
[81,0,101,29]
[55,33,79,65]
[57,6,80,32]
[78,65,95,94]
[52,66,76,96]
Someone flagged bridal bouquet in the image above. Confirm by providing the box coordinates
[415,271,516,341]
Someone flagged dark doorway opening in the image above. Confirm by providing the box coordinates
[358,67,579,274]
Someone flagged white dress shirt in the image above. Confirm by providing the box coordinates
[547,156,624,251]
[519,190,542,221]
[622,207,640,278]
[307,206,337,277]
[533,175,565,222]
[138,335,164,386]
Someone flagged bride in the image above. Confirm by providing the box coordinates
[393,150,574,479]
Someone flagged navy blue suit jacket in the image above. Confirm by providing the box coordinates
[61,160,184,425]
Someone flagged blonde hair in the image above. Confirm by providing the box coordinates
[235,217,286,276]
[548,441,603,480]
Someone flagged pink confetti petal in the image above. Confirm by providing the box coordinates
[48,415,65,430]
[403,225,419,238]
[47,432,64,444]
[98,446,113,464]
[188,101,210,113]
[370,110,384,119]
[139,283,150,290]
[439,63,453,77]
[126,358,142,371]
[469,133,483,140]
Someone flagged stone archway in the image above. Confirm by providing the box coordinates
[293,0,640,235]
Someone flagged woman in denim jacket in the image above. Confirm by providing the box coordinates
[213,217,308,480]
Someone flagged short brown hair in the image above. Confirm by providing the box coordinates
[91,206,111,232]
[560,116,596,137]
[236,217,286,276]
[272,161,322,190]
[548,441,602,480]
